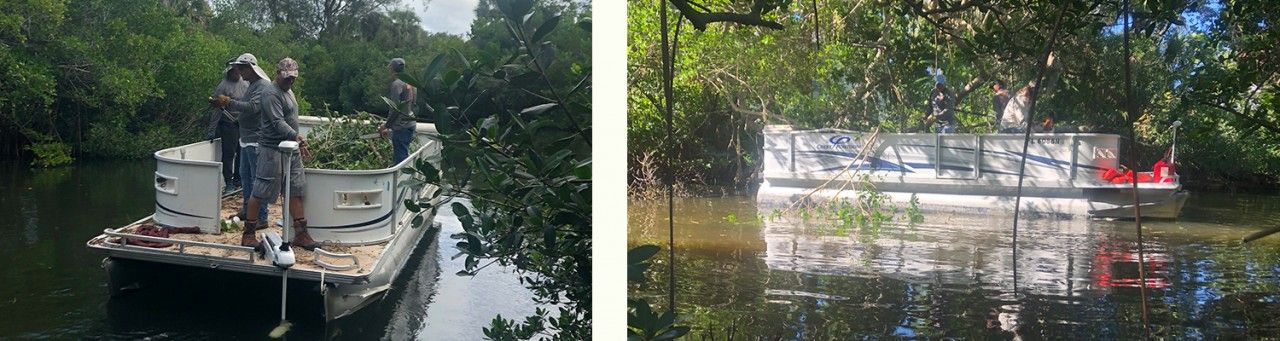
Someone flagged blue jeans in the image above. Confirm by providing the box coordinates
[239,145,269,220]
[392,127,414,166]
[937,122,956,134]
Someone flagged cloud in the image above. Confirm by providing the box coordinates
[412,0,480,36]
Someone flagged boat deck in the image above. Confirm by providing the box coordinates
[88,195,386,278]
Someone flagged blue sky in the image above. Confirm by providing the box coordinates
[1100,0,1221,35]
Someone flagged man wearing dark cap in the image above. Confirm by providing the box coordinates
[380,57,417,165]
[206,61,248,193]
[243,57,318,250]
[213,53,272,226]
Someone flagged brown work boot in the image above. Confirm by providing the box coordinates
[290,218,319,251]
[251,219,269,231]
[240,220,260,248]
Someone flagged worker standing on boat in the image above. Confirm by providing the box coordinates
[206,62,248,193]
[991,80,1011,129]
[244,57,319,250]
[925,74,957,133]
[999,82,1036,133]
[380,57,416,165]
[213,53,272,225]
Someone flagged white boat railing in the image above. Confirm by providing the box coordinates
[762,126,1155,188]
[101,228,257,263]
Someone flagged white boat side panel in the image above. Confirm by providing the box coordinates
[153,140,223,234]
[303,171,397,243]
[760,127,1184,218]
[771,131,1133,185]
[294,118,443,245]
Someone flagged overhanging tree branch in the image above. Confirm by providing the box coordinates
[669,0,785,31]
[1197,100,1280,134]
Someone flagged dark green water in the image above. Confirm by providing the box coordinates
[630,194,1280,339]
[0,160,536,339]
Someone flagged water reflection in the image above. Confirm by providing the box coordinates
[0,161,537,340]
[630,193,1280,339]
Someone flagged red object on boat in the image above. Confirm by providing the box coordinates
[122,224,202,248]
[1153,160,1174,183]
[1109,170,1135,184]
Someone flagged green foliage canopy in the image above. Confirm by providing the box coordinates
[628,0,1280,190]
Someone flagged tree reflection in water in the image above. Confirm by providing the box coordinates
[629,194,1280,339]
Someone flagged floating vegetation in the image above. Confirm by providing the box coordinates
[306,111,415,170]
[723,213,738,224]
[769,174,925,241]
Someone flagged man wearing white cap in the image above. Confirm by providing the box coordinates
[213,53,272,231]
[244,57,318,250]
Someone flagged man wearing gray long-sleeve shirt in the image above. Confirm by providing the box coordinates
[214,53,272,226]
[379,57,416,165]
[244,57,318,250]
[206,65,248,192]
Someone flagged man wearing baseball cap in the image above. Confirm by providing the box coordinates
[380,57,417,165]
[243,57,318,250]
[213,53,272,230]
[205,60,248,194]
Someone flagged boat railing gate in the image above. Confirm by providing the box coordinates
[933,134,1083,182]
[102,229,257,263]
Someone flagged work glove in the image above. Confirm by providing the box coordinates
[298,135,311,162]
[209,95,231,108]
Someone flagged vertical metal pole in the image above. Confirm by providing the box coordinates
[280,270,288,321]
[281,146,292,322]
[283,148,292,242]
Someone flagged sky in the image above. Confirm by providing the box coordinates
[409,0,480,36]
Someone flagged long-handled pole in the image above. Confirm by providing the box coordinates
[280,145,293,324]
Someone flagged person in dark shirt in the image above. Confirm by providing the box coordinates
[991,79,1011,127]
[380,58,417,165]
[206,63,248,193]
[925,75,956,133]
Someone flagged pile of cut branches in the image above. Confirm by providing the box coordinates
[306,111,413,170]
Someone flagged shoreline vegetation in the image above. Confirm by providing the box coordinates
[626,0,1280,195]
[0,0,588,166]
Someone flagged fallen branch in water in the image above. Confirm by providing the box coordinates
[786,127,881,212]
[1242,226,1280,243]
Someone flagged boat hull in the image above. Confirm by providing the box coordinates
[759,181,1189,219]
